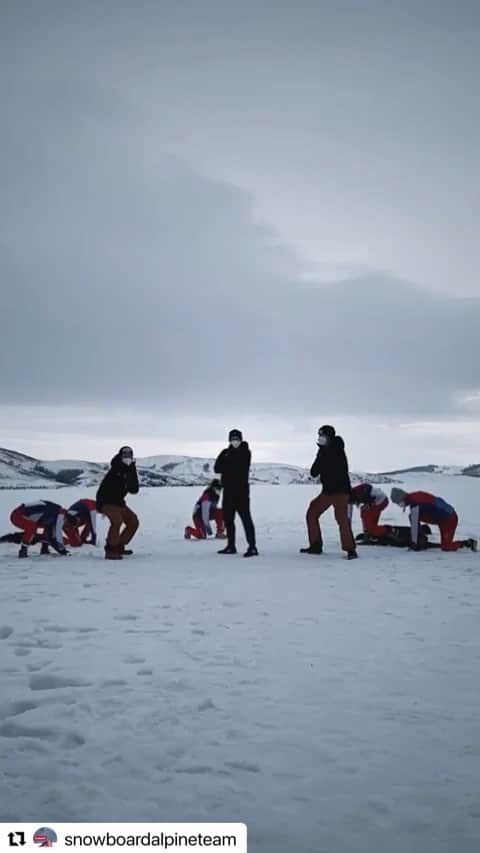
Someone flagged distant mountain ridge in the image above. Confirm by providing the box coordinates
[0,446,403,490]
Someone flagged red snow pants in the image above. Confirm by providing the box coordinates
[186,509,224,539]
[361,498,389,537]
[10,507,43,544]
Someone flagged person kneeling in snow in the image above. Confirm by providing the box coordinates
[64,498,97,547]
[390,488,477,552]
[184,480,225,540]
[7,501,72,558]
[349,483,389,542]
[96,446,139,560]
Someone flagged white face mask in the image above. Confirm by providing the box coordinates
[122,457,134,466]
[317,434,328,446]
[230,439,241,449]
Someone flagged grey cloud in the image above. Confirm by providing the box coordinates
[1,0,479,431]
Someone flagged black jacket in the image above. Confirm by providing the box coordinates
[214,442,251,493]
[96,453,140,510]
[310,436,351,495]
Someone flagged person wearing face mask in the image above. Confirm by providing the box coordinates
[96,446,140,560]
[214,429,258,557]
[301,425,357,559]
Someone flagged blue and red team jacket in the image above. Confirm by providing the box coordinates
[66,499,97,546]
[193,487,220,536]
[16,501,67,548]
[404,491,455,546]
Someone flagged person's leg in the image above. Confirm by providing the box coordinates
[237,495,256,549]
[332,494,356,552]
[102,506,124,548]
[118,506,139,546]
[361,499,388,538]
[222,494,236,548]
[186,512,206,540]
[212,508,225,537]
[439,513,463,551]
[10,508,37,545]
[306,494,332,547]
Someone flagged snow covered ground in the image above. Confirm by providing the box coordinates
[1,475,480,853]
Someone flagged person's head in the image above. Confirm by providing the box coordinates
[119,446,135,466]
[391,487,408,508]
[228,429,243,449]
[317,425,335,446]
[210,479,222,494]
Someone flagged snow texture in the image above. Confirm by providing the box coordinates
[0,475,479,853]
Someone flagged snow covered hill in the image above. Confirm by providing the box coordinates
[0,447,397,490]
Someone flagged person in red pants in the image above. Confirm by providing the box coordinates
[185,480,225,540]
[390,488,477,551]
[9,500,71,558]
[64,499,97,547]
[349,483,389,540]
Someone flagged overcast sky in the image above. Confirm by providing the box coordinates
[1,0,479,470]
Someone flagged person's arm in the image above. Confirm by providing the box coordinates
[214,449,228,474]
[310,450,322,478]
[127,463,139,495]
[201,499,212,535]
[409,505,420,549]
[238,443,251,477]
[52,512,68,554]
[88,509,97,545]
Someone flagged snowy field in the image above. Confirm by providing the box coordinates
[1,476,480,853]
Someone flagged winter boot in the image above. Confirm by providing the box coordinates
[120,545,134,555]
[184,527,191,540]
[465,538,478,552]
[218,545,237,555]
[105,545,123,560]
[300,541,323,555]
[244,545,258,558]
[18,544,28,559]
[215,531,227,540]
[347,549,358,560]
[40,542,51,555]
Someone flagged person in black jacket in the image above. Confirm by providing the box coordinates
[214,429,258,557]
[300,425,357,559]
[96,446,140,560]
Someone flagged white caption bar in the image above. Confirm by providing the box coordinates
[0,823,247,852]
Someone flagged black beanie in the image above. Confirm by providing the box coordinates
[319,425,336,439]
[228,429,243,441]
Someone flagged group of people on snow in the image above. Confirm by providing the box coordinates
[0,427,476,559]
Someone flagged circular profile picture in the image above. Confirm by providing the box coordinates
[33,827,58,847]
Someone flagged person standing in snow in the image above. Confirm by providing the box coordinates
[301,425,357,559]
[349,483,389,541]
[214,429,258,557]
[96,446,139,560]
[184,479,226,540]
[390,488,477,552]
[64,498,97,547]
[8,500,71,558]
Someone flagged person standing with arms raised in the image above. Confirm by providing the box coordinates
[214,429,258,557]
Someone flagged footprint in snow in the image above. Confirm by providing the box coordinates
[0,626,14,640]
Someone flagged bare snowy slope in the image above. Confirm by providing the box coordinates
[0,447,398,490]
